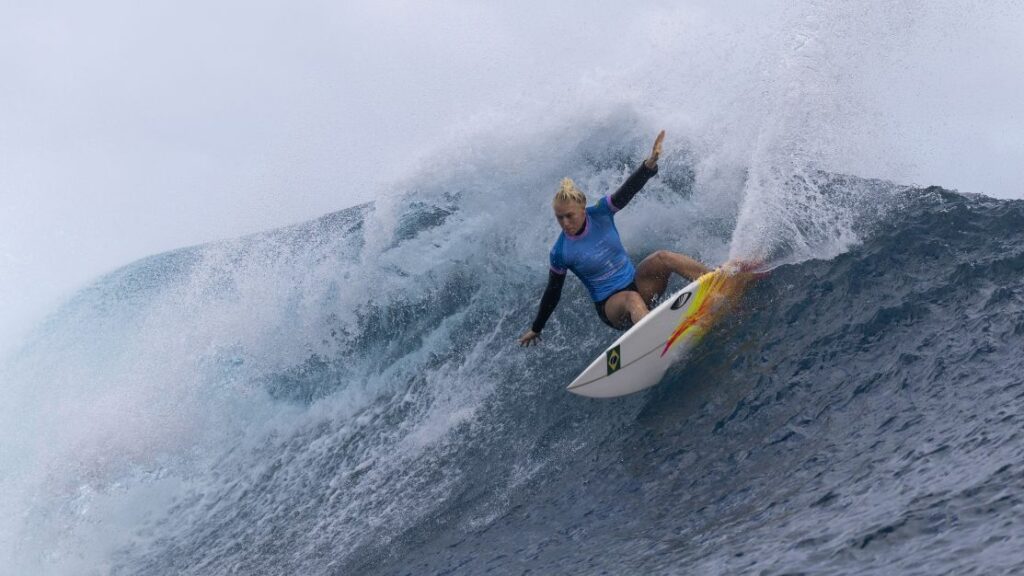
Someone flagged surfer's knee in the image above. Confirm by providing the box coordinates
[625,290,646,307]
[658,250,692,265]
[656,250,687,270]
[640,250,670,273]
[625,291,648,321]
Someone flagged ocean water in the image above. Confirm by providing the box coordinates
[4,1,1024,572]
[2,111,1022,575]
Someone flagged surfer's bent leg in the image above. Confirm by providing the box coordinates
[634,250,711,304]
[600,289,648,330]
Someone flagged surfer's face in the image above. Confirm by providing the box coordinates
[553,200,586,235]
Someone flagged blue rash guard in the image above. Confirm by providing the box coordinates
[531,161,658,333]
[549,195,635,302]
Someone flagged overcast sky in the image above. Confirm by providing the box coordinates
[2,0,1023,352]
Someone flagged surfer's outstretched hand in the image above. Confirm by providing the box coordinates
[518,330,541,347]
[645,130,665,169]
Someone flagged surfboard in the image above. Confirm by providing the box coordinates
[567,267,752,398]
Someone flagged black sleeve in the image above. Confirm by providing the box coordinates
[609,161,659,211]
[531,270,566,333]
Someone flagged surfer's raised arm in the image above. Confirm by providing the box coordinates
[608,130,665,211]
[521,129,718,346]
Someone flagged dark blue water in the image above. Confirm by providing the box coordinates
[365,187,1024,575]
[3,123,1023,575]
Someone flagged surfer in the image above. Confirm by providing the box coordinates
[519,130,713,346]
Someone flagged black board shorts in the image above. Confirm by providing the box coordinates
[595,281,642,331]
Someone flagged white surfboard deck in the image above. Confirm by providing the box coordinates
[567,268,740,398]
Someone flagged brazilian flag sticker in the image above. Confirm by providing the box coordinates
[606,345,622,375]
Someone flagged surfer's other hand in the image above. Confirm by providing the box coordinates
[518,330,541,347]
[645,130,665,169]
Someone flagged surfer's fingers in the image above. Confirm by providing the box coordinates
[519,333,540,346]
[651,131,665,161]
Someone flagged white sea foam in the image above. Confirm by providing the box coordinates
[2,2,1022,573]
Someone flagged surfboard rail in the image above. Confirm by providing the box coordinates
[567,268,752,398]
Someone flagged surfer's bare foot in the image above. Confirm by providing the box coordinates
[724,259,768,277]
[735,258,760,271]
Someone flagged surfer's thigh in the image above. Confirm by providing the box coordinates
[601,290,646,330]
[636,250,708,303]
[634,250,673,303]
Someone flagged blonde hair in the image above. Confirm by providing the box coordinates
[553,177,587,206]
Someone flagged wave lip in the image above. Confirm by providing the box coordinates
[4,117,1024,575]
[358,188,1024,575]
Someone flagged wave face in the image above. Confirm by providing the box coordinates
[2,113,1024,575]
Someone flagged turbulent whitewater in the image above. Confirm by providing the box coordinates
[2,117,1024,575]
